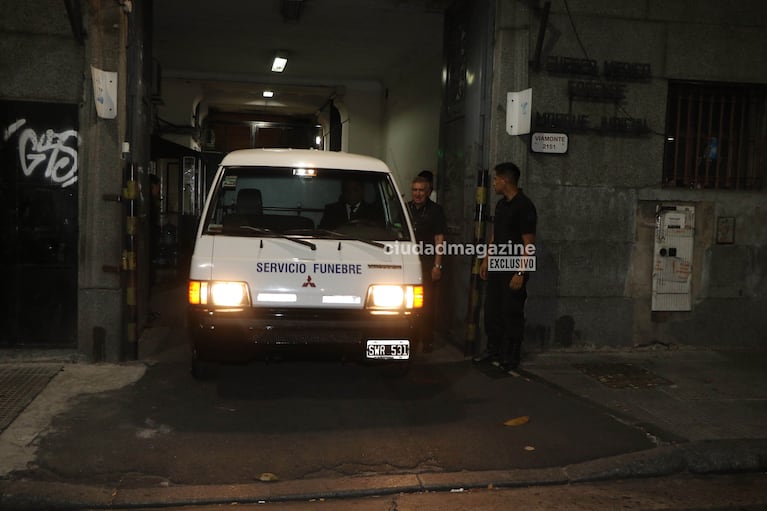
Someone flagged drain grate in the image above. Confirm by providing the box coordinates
[573,362,673,389]
[0,365,61,432]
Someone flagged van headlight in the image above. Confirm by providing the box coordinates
[188,280,251,307]
[366,285,424,310]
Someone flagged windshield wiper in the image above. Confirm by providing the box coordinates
[311,228,386,249]
[239,225,316,250]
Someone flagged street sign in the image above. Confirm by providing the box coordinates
[531,132,568,154]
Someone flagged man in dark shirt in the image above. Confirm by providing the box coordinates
[408,175,446,352]
[475,162,537,372]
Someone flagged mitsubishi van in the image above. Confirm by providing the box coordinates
[187,149,423,377]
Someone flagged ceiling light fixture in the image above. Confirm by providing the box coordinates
[271,51,288,73]
[262,90,275,98]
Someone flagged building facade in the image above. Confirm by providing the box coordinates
[1,0,764,360]
[481,0,767,349]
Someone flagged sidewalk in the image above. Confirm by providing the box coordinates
[1,343,766,509]
[520,346,767,479]
[522,347,767,443]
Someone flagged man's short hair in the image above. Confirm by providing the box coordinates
[412,175,430,185]
[494,162,521,185]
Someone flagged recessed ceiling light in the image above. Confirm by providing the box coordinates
[263,90,275,98]
[271,52,288,73]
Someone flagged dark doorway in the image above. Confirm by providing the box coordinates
[0,100,79,348]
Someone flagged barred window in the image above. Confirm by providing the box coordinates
[663,81,766,189]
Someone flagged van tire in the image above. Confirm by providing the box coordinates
[191,357,217,380]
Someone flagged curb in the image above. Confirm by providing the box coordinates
[2,439,767,510]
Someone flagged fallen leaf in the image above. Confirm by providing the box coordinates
[504,415,530,427]
[259,472,279,482]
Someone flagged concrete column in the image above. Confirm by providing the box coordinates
[488,0,532,174]
[78,0,125,361]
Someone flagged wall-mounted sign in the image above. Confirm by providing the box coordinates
[531,132,568,154]
[568,80,627,102]
[716,216,735,244]
[546,55,652,81]
[535,112,650,136]
[604,61,652,81]
[535,112,589,131]
[538,54,653,139]
[546,55,599,76]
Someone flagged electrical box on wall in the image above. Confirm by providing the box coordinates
[652,204,695,311]
[506,88,532,135]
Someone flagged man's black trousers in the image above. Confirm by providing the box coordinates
[484,273,527,367]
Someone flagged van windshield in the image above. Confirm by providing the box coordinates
[203,166,411,242]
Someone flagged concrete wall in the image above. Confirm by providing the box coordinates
[380,40,444,191]
[0,0,131,359]
[336,84,384,159]
[0,0,82,102]
[427,0,496,353]
[78,1,126,361]
[489,0,767,349]
[155,78,203,149]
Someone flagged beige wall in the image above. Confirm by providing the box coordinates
[381,50,444,194]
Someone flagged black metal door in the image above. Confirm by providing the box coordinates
[1,100,79,348]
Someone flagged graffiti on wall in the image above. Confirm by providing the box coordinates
[3,118,79,188]
[0,100,79,347]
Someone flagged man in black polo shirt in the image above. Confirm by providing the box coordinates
[408,175,446,352]
[475,162,537,372]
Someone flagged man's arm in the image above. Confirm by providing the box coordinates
[522,232,535,251]
[433,233,445,267]
[431,233,446,281]
[509,232,536,290]
[430,204,448,280]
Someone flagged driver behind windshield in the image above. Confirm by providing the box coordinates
[319,179,379,230]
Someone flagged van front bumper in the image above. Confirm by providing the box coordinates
[188,307,419,363]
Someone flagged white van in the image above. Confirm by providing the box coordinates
[188,149,423,377]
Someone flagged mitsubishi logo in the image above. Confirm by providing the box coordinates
[302,275,316,288]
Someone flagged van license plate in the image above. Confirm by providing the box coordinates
[366,340,410,360]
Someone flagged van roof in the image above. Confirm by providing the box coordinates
[220,148,391,173]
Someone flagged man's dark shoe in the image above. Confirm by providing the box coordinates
[472,351,497,364]
[499,360,520,373]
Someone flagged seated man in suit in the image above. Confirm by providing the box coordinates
[319,179,378,230]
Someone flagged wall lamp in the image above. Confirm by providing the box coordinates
[271,52,288,73]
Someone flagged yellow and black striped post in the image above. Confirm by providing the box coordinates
[464,168,489,356]
[123,163,138,360]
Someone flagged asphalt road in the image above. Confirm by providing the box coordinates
[4,282,767,510]
[16,331,654,489]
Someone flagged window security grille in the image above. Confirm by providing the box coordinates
[663,81,766,190]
